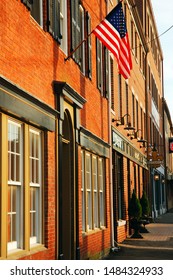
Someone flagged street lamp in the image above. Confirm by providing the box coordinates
[112,113,135,131]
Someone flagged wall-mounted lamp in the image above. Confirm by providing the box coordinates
[127,129,147,146]
[154,174,160,181]
[112,113,135,131]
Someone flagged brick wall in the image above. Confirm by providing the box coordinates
[1,0,110,260]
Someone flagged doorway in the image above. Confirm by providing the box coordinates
[61,109,75,259]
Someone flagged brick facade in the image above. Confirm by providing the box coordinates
[0,0,170,260]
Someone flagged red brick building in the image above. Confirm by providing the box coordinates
[0,0,112,260]
[0,0,170,260]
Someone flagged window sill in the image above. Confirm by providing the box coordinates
[117,220,126,227]
[6,245,47,260]
[82,226,106,236]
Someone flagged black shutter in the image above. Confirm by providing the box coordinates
[105,48,109,99]
[71,0,80,63]
[86,12,92,79]
[96,39,102,93]
[48,0,61,43]
[21,0,32,10]
[48,0,53,34]
[54,0,61,43]
[71,0,77,52]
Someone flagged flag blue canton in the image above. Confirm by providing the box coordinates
[106,3,127,38]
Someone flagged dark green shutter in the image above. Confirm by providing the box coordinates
[86,12,92,79]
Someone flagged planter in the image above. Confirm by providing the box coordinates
[130,218,143,238]
[139,219,150,233]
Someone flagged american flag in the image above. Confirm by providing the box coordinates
[93,2,132,79]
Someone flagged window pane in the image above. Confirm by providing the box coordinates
[99,159,105,226]
[8,120,22,251]
[93,157,98,228]
[86,154,92,229]
[30,131,40,184]
[30,187,36,238]
[8,121,21,182]
[8,186,18,247]
[81,151,86,231]
[29,129,42,245]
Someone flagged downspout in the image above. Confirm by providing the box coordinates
[144,0,151,204]
[58,118,64,259]
[162,63,168,211]
[75,109,80,259]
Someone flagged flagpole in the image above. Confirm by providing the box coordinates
[64,31,94,62]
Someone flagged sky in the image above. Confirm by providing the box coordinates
[151,1,173,121]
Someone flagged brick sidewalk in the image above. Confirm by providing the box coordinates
[103,211,173,260]
[121,212,173,248]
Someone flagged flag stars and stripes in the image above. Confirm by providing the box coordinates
[93,2,132,79]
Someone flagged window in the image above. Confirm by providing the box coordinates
[29,129,42,245]
[48,0,67,52]
[81,151,106,232]
[22,0,43,27]
[96,38,111,98]
[71,0,85,71]
[96,39,110,98]
[0,114,43,257]
[8,120,23,251]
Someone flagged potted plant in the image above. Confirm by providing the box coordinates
[139,191,150,233]
[128,189,143,238]
[140,190,150,218]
